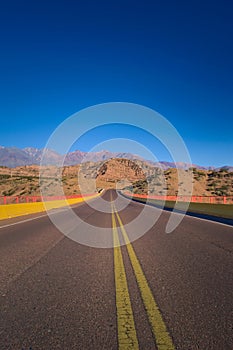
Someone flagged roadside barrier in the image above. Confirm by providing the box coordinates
[124,192,233,204]
[0,193,99,220]
[0,194,95,205]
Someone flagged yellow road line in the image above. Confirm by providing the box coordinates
[111,205,139,350]
[113,204,175,350]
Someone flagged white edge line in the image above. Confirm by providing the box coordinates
[0,196,100,229]
[0,198,96,230]
[0,209,65,229]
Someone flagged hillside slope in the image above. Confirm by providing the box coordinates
[0,159,232,198]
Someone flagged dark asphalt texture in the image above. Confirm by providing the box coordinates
[0,190,233,350]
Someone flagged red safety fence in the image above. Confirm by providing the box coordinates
[124,192,233,205]
[0,194,95,205]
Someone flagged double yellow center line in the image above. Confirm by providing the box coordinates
[111,200,175,350]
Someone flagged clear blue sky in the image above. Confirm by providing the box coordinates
[0,0,232,167]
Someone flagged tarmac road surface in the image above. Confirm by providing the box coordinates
[0,189,233,350]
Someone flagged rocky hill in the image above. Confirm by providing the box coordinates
[96,159,146,190]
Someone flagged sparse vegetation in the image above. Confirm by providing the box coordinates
[0,161,232,198]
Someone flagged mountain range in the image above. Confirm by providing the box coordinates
[0,146,232,171]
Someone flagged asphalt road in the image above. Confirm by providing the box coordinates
[0,190,233,350]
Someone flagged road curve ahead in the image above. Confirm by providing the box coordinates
[0,189,233,350]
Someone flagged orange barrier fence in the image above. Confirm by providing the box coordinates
[124,192,233,204]
[0,194,95,205]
